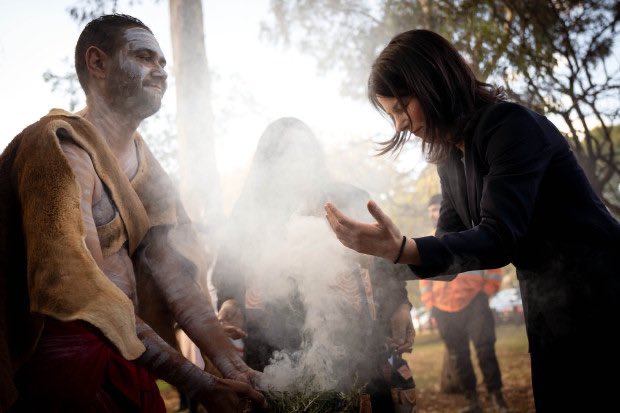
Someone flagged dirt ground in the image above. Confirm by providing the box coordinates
[405,323,534,413]
[161,323,534,412]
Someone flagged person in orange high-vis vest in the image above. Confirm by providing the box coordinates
[421,194,510,413]
[420,268,502,313]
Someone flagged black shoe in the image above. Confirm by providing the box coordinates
[459,392,483,413]
[490,391,512,413]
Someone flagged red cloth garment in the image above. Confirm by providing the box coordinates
[12,318,165,413]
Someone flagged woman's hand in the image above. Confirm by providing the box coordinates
[387,303,415,354]
[218,299,247,340]
[325,200,421,265]
[325,200,403,260]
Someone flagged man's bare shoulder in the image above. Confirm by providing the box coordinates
[57,138,99,196]
[57,139,95,172]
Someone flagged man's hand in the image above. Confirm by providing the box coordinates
[387,303,415,354]
[325,200,403,261]
[199,377,266,412]
[222,325,247,340]
[218,299,247,340]
[230,367,263,389]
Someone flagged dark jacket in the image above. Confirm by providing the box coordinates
[410,102,620,339]
[408,102,620,411]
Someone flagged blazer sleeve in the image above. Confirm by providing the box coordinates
[411,105,554,277]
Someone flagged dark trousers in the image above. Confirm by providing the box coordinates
[432,292,502,394]
[524,289,619,413]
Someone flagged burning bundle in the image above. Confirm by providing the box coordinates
[259,388,364,413]
[254,358,369,413]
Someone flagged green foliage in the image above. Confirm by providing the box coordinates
[42,60,83,112]
[590,123,620,216]
[261,0,421,99]
[261,0,525,96]
[66,0,148,25]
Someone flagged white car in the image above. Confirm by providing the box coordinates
[489,288,524,323]
[410,306,433,331]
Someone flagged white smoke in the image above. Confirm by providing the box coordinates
[213,117,378,393]
[258,214,356,391]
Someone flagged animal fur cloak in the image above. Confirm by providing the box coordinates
[0,109,210,410]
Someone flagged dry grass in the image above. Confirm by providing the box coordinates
[404,323,534,413]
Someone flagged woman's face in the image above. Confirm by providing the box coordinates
[376,95,426,139]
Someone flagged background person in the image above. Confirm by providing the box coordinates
[213,117,416,412]
[420,194,509,413]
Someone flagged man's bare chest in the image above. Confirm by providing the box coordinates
[92,177,138,304]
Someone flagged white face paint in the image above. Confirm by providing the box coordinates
[376,95,427,139]
[106,27,168,120]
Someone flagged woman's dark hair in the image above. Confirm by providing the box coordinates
[75,14,153,94]
[368,29,506,163]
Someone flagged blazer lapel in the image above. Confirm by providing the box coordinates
[463,143,482,226]
[449,149,473,229]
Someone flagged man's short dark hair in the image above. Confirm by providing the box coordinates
[75,14,152,94]
[428,193,442,207]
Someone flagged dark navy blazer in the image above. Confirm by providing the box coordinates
[410,102,620,340]
[408,100,620,411]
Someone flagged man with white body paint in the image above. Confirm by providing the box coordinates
[0,14,263,412]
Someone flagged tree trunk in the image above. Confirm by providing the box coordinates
[169,0,222,224]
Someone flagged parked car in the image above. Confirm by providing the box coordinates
[410,306,434,332]
[489,287,524,324]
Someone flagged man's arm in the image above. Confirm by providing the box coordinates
[58,141,104,265]
[135,225,256,384]
[59,141,263,407]
[135,315,262,409]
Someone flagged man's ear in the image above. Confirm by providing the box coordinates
[85,46,109,80]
